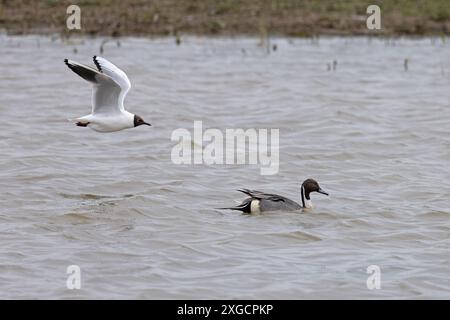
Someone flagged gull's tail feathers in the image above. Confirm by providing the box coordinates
[67,117,90,127]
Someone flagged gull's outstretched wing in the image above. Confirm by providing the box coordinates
[93,56,131,99]
[64,58,123,115]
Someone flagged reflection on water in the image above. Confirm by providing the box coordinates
[0,35,449,299]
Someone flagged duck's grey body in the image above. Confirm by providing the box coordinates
[221,179,328,214]
[236,189,302,213]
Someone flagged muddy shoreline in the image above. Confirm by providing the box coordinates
[1,0,449,37]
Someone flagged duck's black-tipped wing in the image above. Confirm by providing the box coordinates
[237,189,286,202]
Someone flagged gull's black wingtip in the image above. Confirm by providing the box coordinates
[93,55,102,72]
[64,58,68,64]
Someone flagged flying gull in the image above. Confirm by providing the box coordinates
[64,56,151,132]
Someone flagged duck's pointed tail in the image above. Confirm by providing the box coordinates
[216,206,246,211]
[216,198,252,213]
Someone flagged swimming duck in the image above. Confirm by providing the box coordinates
[221,179,328,213]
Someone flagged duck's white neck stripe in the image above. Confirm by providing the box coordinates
[305,199,313,209]
[301,186,306,208]
[301,186,313,209]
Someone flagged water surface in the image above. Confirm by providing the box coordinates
[0,35,449,299]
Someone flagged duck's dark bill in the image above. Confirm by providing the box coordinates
[318,188,329,196]
[144,122,152,126]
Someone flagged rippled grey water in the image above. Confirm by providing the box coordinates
[0,35,449,299]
